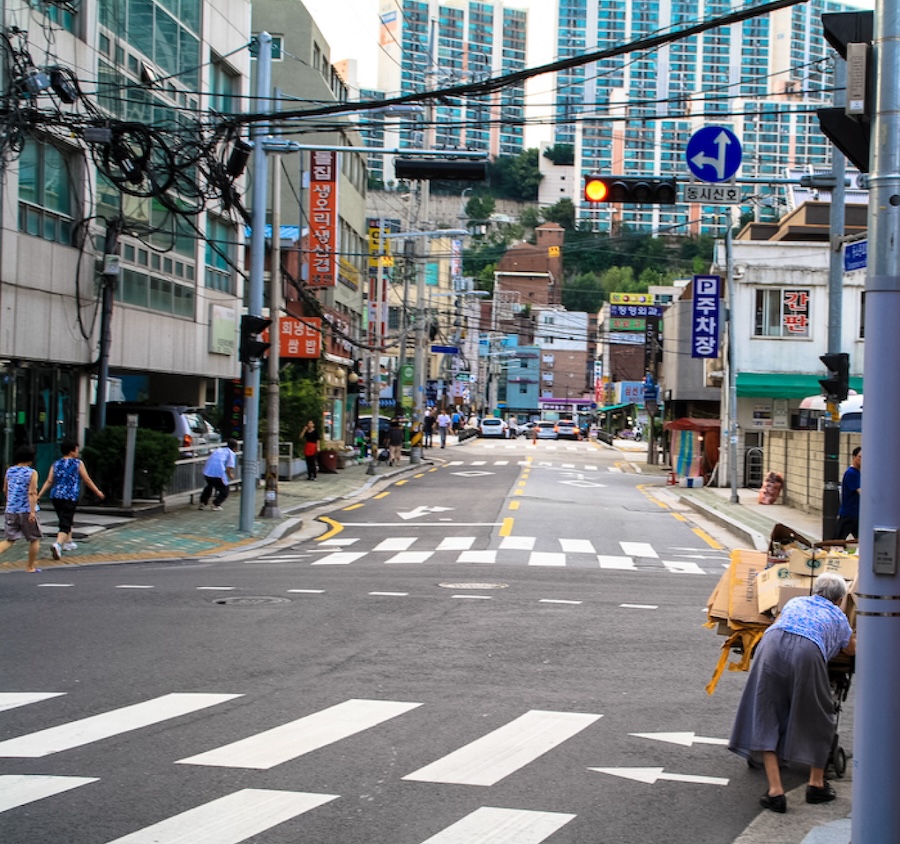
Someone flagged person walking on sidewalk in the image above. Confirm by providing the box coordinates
[38,439,104,560]
[423,408,434,448]
[437,409,451,448]
[0,444,43,572]
[303,421,319,481]
[387,416,403,466]
[198,439,238,509]
[834,446,861,540]
[728,572,856,813]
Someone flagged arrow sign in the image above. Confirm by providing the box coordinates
[629,731,728,748]
[588,767,729,786]
[398,505,453,521]
[686,126,742,183]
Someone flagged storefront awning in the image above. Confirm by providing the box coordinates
[597,402,633,413]
[736,372,864,399]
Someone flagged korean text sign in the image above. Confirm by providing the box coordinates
[307,151,338,288]
[691,275,721,358]
[264,317,322,358]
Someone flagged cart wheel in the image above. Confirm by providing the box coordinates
[833,746,847,778]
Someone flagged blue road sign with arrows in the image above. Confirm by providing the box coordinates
[686,127,742,183]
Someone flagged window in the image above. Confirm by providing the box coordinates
[18,139,75,245]
[205,216,236,294]
[210,58,237,114]
[754,288,810,338]
[30,0,76,32]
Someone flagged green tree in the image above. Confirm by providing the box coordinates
[518,206,541,233]
[272,365,323,451]
[541,198,576,230]
[488,149,541,201]
[542,144,575,166]
[82,428,180,501]
[562,272,605,312]
[465,194,495,223]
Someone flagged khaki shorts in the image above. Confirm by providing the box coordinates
[4,512,43,542]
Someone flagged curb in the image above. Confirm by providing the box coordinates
[677,493,769,551]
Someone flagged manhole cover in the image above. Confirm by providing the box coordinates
[213,596,291,606]
[438,582,509,590]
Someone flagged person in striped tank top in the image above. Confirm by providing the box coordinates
[0,444,43,572]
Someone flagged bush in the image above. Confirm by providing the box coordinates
[82,427,180,500]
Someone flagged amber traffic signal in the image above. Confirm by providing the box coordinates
[583,175,677,205]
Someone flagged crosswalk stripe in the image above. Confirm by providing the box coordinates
[498,535,535,551]
[0,693,240,758]
[436,536,475,551]
[663,560,706,575]
[494,460,509,465]
[0,774,97,813]
[620,541,658,558]
[528,552,566,567]
[311,552,367,565]
[373,537,416,552]
[319,538,358,546]
[385,552,433,564]
[559,539,595,554]
[418,807,576,843]
[456,550,496,564]
[178,699,421,770]
[403,710,601,786]
[598,555,636,570]
[103,789,338,844]
[0,692,65,713]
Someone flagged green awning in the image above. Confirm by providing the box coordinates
[597,402,633,413]
[736,372,864,399]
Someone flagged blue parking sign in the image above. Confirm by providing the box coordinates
[691,275,721,358]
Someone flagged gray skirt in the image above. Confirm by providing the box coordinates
[729,628,835,769]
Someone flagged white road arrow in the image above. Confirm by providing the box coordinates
[629,731,729,747]
[588,767,728,786]
[398,505,454,521]
[690,130,731,180]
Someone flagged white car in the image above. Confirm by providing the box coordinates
[479,418,509,438]
[535,421,557,439]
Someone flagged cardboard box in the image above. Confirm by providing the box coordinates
[756,564,809,613]
[788,548,859,580]
[777,585,813,613]
[728,549,772,625]
[707,570,731,620]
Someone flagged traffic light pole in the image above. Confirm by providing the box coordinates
[854,4,900,841]
[239,32,272,534]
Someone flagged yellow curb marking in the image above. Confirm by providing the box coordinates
[343,503,364,511]
[374,491,390,499]
[428,467,439,472]
[671,512,687,522]
[395,479,408,486]
[316,517,344,542]
[637,483,668,509]
[508,500,520,511]
[499,517,514,537]
[414,473,425,478]
[513,489,524,496]
[693,527,724,550]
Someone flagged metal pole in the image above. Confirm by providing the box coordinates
[725,223,739,503]
[410,235,426,463]
[96,217,122,429]
[853,3,900,841]
[367,217,385,475]
[260,148,282,518]
[239,31,272,533]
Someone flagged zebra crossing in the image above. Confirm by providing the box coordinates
[302,536,727,574]
[1,691,600,843]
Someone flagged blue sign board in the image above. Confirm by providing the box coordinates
[844,240,867,272]
[686,127,742,183]
[691,275,721,358]
[430,345,460,354]
[610,304,665,318]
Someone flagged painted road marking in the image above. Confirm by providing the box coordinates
[528,552,566,567]
[178,699,421,770]
[0,693,241,758]
[417,807,576,844]
[663,560,706,575]
[385,552,434,564]
[103,789,339,844]
[620,603,659,610]
[404,710,601,786]
[630,731,728,747]
[559,539,595,554]
[373,537,417,552]
[598,556,636,570]
[369,592,409,597]
[311,552,367,566]
[0,692,64,713]
[457,550,497,564]
[588,767,728,786]
[436,536,475,551]
[539,599,583,605]
[499,535,535,551]
[0,775,97,813]
[318,538,358,546]
[620,542,658,558]
[287,589,325,594]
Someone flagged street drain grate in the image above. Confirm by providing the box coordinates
[213,596,291,606]
[438,582,509,590]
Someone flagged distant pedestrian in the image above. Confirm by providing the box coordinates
[199,439,238,509]
[38,439,104,561]
[451,410,461,434]
[303,421,318,481]
[834,447,861,540]
[388,417,403,465]
[437,409,451,448]
[0,444,42,572]
[423,409,434,448]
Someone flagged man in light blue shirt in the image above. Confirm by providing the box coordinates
[198,439,238,511]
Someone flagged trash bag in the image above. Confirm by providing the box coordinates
[758,471,784,505]
[377,448,390,463]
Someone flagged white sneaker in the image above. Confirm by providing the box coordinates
[63,542,78,551]
[198,504,206,510]
[51,542,62,560]
[212,505,223,511]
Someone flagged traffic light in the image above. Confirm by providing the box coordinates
[819,352,850,401]
[583,175,677,205]
[394,158,488,181]
[239,314,272,364]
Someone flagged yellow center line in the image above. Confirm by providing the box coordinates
[414,473,425,478]
[693,527,725,550]
[374,491,390,499]
[316,517,344,541]
[500,517,514,537]
[342,503,364,511]
[508,500,520,510]
[428,467,438,472]
[395,479,408,486]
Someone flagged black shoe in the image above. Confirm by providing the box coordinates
[760,792,787,813]
[806,783,836,804]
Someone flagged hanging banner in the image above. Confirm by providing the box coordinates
[306,150,338,288]
[610,292,656,305]
[263,317,322,358]
[691,275,721,358]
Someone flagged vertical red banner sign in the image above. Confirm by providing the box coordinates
[307,150,338,288]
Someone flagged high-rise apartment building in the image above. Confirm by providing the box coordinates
[555,0,853,234]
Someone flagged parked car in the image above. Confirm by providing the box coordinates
[104,403,221,453]
[479,417,509,438]
[554,419,580,440]
[535,421,557,439]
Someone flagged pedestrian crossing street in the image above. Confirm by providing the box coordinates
[294,536,728,574]
[1,691,602,843]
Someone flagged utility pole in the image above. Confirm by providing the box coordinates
[854,4,900,841]
[239,31,272,533]
[725,224,739,503]
[367,217,386,475]
[96,216,122,429]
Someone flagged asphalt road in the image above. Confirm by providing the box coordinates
[0,438,817,843]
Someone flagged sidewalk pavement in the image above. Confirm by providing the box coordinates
[1,438,853,844]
